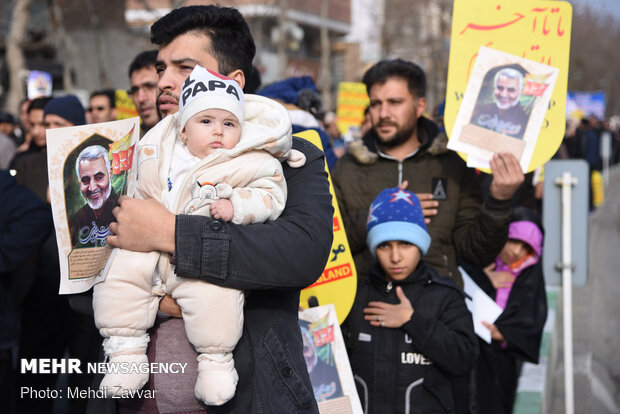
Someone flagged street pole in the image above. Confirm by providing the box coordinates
[556,171,576,414]
[320,0,331,111]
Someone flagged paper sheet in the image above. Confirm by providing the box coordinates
[459,266,503,343]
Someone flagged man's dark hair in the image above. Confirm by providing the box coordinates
[150,5,256,81]
[244,65,262,94]
[297,89,324,121]
[362,59,426,98]
[28,97,52,113]
[128,50,158,78]
[90,89,116,108]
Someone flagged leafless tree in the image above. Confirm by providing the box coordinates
[382,0,452,111]
[5,0,32,114]
[569,5,620,117]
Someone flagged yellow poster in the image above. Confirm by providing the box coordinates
[336,82,369,137]
[445,0,572,173]
[115,89,139,120]
[296,130,358,324]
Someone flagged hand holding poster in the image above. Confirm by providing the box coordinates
[47,117,140,294]
[448,47,559,171]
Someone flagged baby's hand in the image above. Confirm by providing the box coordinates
[210,199,234,222]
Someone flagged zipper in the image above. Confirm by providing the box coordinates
[398,161,403,187]
[442,255,452,278]
[386,281,393,293]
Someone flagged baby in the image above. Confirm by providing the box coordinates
[93,66,304,405]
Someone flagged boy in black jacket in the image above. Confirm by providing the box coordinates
[343,187,478,413]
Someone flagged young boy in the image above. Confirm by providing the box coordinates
[93,65,303,406]
[342,187,478,414]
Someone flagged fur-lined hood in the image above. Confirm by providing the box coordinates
[347,116,449,164]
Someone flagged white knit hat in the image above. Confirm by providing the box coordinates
[179,65,244,130]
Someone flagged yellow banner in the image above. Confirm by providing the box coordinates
[296,130,358,324]
[115,89,139,120]
[445,0,572,172]
[336,82,369,138]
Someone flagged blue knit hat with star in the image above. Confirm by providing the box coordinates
[366,187,431,257]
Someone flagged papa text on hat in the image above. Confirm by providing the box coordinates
[179,66,244,131]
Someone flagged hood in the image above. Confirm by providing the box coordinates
[169,94,293,162]
[257,76,318,104]
[349,116,444,164]
[232,94,293,161]
[140,95,293,163]
[507,220,543,258]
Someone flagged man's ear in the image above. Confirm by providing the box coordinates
[112,108,118,120]
[415,97,427,119]
[180,128,187,144]
[227,69,246,90]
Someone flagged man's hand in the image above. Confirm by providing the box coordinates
[416,193,439,224]
[159,295,182,318]
[489,152,524,200]
[210,199,234,221]
[483,263,516,289]
[364,286,413,328]
[482,321,505,342]
[400,180,438,224]
[108,196,175,253]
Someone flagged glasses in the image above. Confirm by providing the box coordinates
[128,82,157,96]
[87,106,107,112]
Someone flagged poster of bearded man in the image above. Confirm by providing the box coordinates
[46,117,140,294]
[448,46,559,172]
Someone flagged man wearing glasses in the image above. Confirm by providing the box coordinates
[88,89,117,124]
[128,50,161,135]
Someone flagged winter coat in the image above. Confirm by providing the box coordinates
[342,261,478,414]
[0,172,52,350]
[460,259,547,414]
[331,117,513,286]
[106,136,333,414]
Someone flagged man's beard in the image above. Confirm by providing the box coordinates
[496,96,520,110]
[87,184,111,211]
[376,120,417,149]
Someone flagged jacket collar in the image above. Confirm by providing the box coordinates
[368,259,465,297]
[361,116,439,156]
[368,260,432,291]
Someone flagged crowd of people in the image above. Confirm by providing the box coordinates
[0,4,617,414]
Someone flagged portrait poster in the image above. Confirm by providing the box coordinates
[566,90,606,121]
[299,304,363,414]
[27,70,53,99]
[448,46,559,171]
[47,117,140,294]
[445,0,571,173]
